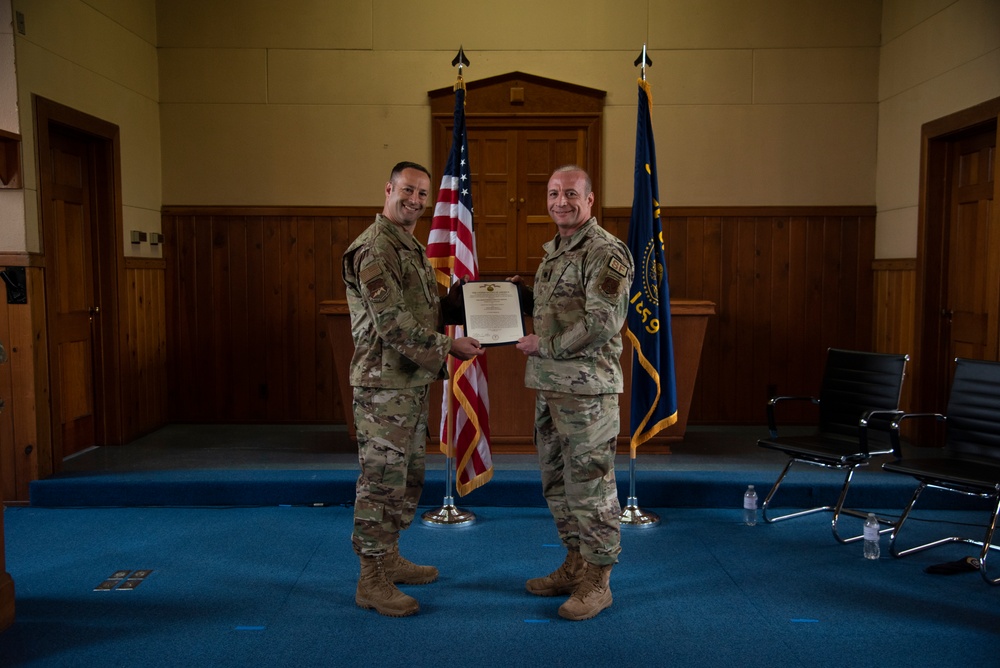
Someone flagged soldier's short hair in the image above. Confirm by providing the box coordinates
[390,161,431,182]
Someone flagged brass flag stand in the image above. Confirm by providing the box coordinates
[620,454,659,527]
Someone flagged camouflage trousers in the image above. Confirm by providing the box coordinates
[534,389,621,566]
[351,385,430,557]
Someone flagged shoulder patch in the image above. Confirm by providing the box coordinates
[366,278,389,303]
[599,275,624,299]
[607,255,628,277]
[360,263,382,283]
[359,262,390,304]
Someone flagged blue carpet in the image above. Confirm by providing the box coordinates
[28,466,979,511]
[2,505,998,667]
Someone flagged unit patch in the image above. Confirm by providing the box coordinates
[367,278,389,302]
[600,275,623,298]
[360,263,389,303]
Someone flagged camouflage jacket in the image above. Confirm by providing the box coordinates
[524,217,634,395]
[342,214,451,388]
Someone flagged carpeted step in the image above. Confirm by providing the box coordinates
[28,467,984,511]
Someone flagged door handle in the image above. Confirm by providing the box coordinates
[89,306,100,320]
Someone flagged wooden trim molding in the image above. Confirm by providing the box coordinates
[872,258,916,271]
[162,205,379,217]
[0,253,45,268]
[124,257,166,271]
[604,205,877,218]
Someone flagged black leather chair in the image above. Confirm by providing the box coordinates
[758,348,909,543]
[882,357,1000,584]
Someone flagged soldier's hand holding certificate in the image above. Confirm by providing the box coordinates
[462,281,525,346]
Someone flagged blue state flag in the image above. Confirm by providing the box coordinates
[626,79,678,455]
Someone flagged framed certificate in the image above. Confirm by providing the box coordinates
[461,281,525,346]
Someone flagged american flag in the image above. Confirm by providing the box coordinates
[426,81,493,496]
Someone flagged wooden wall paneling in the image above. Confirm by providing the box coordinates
[804,216,828,390]
[148,265,168,430]
[194,215,217,420]
[734,217,758,420]
[4,267,51,499]
[170,214,199,419]
[0,299,15,501]
[839,217,864,344]
[122,260,168,441]
[873,259,917,410]
[768,215,791,407]
[211,216,233,419]
[162,214,176,415]
[785,217,809,399]
[689,216,722,424]
[246,216,268,420]
[163,206,877,428]
[752,217,774,419]
[261,216,284,420]
[313,216,337,422]
[296,216,318,420]
[123,266,139,439]
[226,216,250,419]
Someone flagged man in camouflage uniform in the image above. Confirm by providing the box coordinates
[342,161,483,617]
[514,165,634,621]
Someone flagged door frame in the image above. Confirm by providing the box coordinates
[914,96,1000,413]
[34,96,126,464]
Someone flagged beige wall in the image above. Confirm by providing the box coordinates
[157,0,881,210]
[9,0,161,257]
[4,1,999,260]
[875,0,1000,258]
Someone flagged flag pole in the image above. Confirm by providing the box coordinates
[621,43,660,528]
[421,351,475,526]
[421,46,476,527]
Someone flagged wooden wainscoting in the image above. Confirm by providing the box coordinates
[165,205,879,428]
[122,258,169,439]
[162,207,378,424]
[872,258,917,410]
[0,254,168,502]
[605,206,878,424]
[0,262,51,502]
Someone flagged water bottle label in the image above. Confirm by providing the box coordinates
[743,497,757,510]
[863,524,879,541]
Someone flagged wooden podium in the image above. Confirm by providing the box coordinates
[321,299,715,453]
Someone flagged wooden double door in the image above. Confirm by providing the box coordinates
[463,127,588,277]
[429,72,605,279]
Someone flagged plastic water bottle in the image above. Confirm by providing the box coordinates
[743,485,758,526]
[863,513,880,560]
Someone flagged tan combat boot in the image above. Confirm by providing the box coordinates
[384,543,439,585]
[355,554,419,617]
[525,548,585,596]
[557,561,613,621]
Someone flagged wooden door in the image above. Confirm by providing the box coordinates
[46,130,99,458]
[914,97,1000,415]
[430,72,604,279]
[467,125,590,276]
[945,128,998,365]
[518,128,589,275]
[468,129,516,274]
